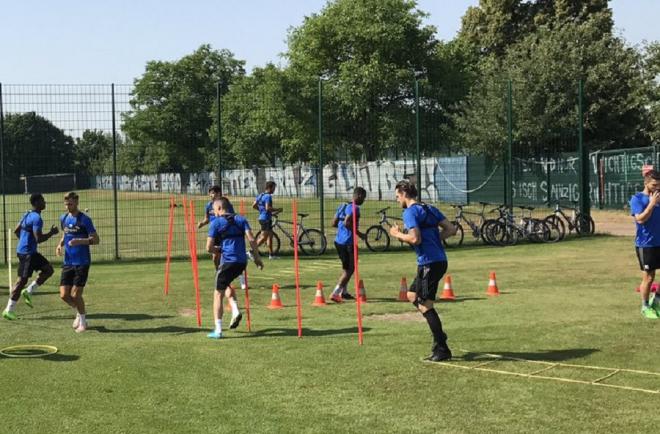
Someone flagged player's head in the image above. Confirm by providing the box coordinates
[212,197,233,216]
[208,185,222,199]
[265,181,276,193]
[644,170,660,192]
[394,180,417,209]
[353,187,367,205]
[30,193,46,211]
[63,192,79,213]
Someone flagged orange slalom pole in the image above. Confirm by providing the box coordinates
[239,199,246,216]
[189,200,202,327]
[243,270,252,332]
[292,200,303,338]
[352,199,364,345]
[164,195,175,296]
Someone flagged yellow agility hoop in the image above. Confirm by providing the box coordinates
[0,345,58,358]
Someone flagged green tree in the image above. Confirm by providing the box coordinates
[74,129,113,176]
[122,44,245,174]
[3,112,74,187]
[645,42,660,143]
[286,0,441,160]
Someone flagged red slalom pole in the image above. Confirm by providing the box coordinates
[292,200,303,338]
[189,200,202,327]
[164,195,175,296]
[243,270,252,332]
[352,199,364,345]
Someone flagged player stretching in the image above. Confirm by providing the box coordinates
[389,180,457,362]
[56,192,99,332]
[206,197,263,339]
[3,193,58,320]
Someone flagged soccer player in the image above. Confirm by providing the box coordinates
[630,169,660,319]
[198,185,224,270]
[253,181,282,259]
[389,180,457,362]
[330,187,367,302]
[56,192,99,333]
[206,197,264,339]
[3,193,58,320]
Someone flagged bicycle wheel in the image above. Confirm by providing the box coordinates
[480,219,500,245]
[255,231,281,256]
[443,221,464,248]
[484,220,507,246]
[544,215,566,241]
[365,225,390,252]
[543,218,562,243]
[527,219,550,243]
[576,214,595,236]
[298,229,327,255]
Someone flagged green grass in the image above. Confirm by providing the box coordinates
[1,235,658,433]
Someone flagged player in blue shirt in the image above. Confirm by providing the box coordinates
[206,197,264,339]
[253,181,282,260]
[630,169,660,319]
[3,193,59,320]
[330,187,367,302]
[55,192,99,332]
[197,185,224,269]
[389,180,457,362]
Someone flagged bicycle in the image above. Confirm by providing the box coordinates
[364,207,406,252]
[443,202,494,248]
[255,211,327,256]
[544,199,595,240]
[484,205,552,246]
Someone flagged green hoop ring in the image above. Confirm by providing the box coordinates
[0,345,58,358]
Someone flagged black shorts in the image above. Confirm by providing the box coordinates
[17,253,50,279]
[410,261,448,302]
[636,247,660,272]
[60,265,91,287]
[215,262,247,291]
[259,219,273,231]
[335,242,354,273]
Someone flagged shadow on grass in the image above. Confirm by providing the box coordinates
[461,348,599,362]
[90,325,203,335]
[0,352,80,362]
[36,313,174,322]
[233,326,372,339]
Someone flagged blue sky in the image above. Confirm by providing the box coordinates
[0,0,658,84]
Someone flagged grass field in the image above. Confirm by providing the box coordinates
[0,234,658,433]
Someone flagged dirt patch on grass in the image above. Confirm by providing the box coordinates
[591,209,634,237]
[178,308,196,317]
[368,312,424,322]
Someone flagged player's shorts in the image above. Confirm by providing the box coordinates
[334,242,354,273]
[215,262,247,291]
[60,265,91,287]
[17,253,50,279]
[635,246,660,271]
[410,261,448,302]
[259,219,273,231]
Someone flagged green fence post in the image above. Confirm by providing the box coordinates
[506,80,513,208]
[0,83,6,264]
[578,80,590,215]
[318,78,325,235]
[415,79,421,189]
[217,82,223,196]
[111,84,120,260]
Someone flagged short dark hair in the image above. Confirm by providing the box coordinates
[645,170,660,182]
[395,180,417,199]
[208,185,222,194]
[29,193,44,206]
[353,187,367,200]
[213,197,234,213]
[265,181,276,191]
[64,191,79,201]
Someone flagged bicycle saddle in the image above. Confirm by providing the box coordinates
[297,213,309,218]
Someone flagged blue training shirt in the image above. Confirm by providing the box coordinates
[208,214,251,264]
[256,193,273,221]
[334,203,360,245]
[16,211,44,255]
[402,203,447,266]
[630,192,660,247]
[61,212,97,266]
[205,201,216,224]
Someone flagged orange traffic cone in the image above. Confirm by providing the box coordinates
[440,275,456,300]
[267,283,284,309]
[486,271,500,296]
[312,281,327,306]
[398,277,408,302]
[358,279,368,303]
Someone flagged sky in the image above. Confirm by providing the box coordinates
[0,0,658,84]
